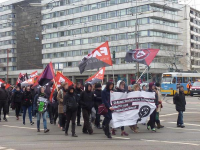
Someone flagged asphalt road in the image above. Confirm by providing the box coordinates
[1,96,200,150]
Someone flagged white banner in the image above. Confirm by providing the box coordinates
[110,91,156,128]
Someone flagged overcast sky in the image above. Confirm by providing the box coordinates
[0,0,200,11]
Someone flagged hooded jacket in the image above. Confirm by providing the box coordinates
[63,86,78,113]
[101,82,114,119]
[12,90,23,103]
[173,91,186,111]
[22,90,33,107]
[80,83,94,110]
[94,89,102,107]
[0,83,9,102]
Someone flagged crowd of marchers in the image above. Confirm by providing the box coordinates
[0,80,186,139]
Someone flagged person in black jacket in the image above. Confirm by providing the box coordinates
[52,88,59,125]
[0,83,9,122]
[12,86,23,120]
[147,83,158,132]
[75,82,83,126]
[93,83,102,129]
[173,85,186,128]
[22,86,34,125]
[102,82,114,139]
[80,83,94,134]
[63,86,78,137]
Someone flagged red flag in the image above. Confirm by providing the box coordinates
[0,79,10,89]
[38,62,55,86]
[85,67,105,84]
[49,72,73,102]
[125,49,160,66]
[16,73,23,85]
[29,71,38,78]
[79,41,112,74]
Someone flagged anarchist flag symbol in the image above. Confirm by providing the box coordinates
[137,105,151,123]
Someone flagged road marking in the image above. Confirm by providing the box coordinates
[112,136,130,140]
[141,139,199,146]
[2,125,44,131]
[167,127,200,132]
[0,147,6,150]
[6,149,15,150]
[160,112,200,117]
[167,122,200,127]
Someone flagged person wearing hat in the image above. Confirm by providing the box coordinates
[93,83,102,129]
[155,83,164,129]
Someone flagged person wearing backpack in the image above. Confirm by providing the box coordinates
[63,85,78,137]
[22,86,34,125]
[57,83,68,131]
[12,86,23,120]
[35,87,49,133]
[173,85,186,128]
[80,83,94,135]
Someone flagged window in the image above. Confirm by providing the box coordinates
[67,41,73,46]
[81,17,88,23]
[108,23,116,29]
[90,14,97,21]
[53,23,58,28]
[127,20,136,26]
[109,35,117,41]
[119,9,126,16]
[73,50,80,56]
[74,18,80,24]
[91,37,98,43]
[81,5,88,12]
[118,21,126,28]
[74,39,81,45]
[108,11,116,18]
[100,1,106,8]
[53,43,58,48]
[108,0,118,6]
[82,39,89,44]
[59,42,65,47]
[91,26,97,32]
[118,33,126,40]
[100,13,107,19]
[128,32,135,39]
[60,11,65,16]
[45,44,51,49]
[60,31,65,37]
[68,62,72,67]
[99,24,107,31]
[90,3,98,10]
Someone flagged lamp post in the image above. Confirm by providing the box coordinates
[7,49,10,82]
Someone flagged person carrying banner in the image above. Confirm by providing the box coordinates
[93,83,103,129]
[12,86,23,120]
[80,83,94,135]
[147,83,158,132]
[102,82,114,139]
[22,86,34,125]
[57,83,68,131]
[155,83,164,129]
[75,82,83,126]
[0,83,9,122]
[173,85,186,128]
[63,85,78,137]
[35,87,50,133]
[112,80,129,136]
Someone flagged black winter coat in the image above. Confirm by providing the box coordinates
[63,93,78,113]
[80,91,94,110]
[75,88,82,103]
[12,91,23,103]
[22,91,32,107]
[173,92,186,111]
[0,88,9,102]
[93,89,102,108]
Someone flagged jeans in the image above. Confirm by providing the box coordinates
[22,106,32,123]
[147,110,156,129]
[82,109,93,133]
[177,111,183,125]
[103,117,111,136]
[0,101,7,118]
[37,111,47,130]
[65,111,77,134]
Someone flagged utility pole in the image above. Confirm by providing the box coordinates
[135,0,140,79]
[7,49,10,82]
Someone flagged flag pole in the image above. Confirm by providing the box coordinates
[136,66,148,83]
[112,65,115,85]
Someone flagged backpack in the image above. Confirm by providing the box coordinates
[37,97,48,113]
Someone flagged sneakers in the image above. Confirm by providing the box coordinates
[121,131,129,136]
[37,129,40,132]
[16,117,19,120]
[111,129,116,135]
[23,122,25,125]
[151,128,156,132]
[77,123,82,126]
[3,118,7,122]
[147,126,151,130]
[44,129,50,133]
[72,134,78,137]
[97,126,102,129]
[82,131,88,134]
[30,122,34,125]
[177,124,185,128]
[107,134,112,139]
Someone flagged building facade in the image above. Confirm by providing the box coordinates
[180,5,200,72]
[0,0,43,84]
[41,0,183,84]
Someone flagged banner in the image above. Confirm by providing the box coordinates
[78,41,112,74]
[16,73,28,85]
[0,79,10,89]
[21,78,35,86]
[29,71,38,78]
[110,91,156,128]
[85,67,105,84]
[125,49,159,66]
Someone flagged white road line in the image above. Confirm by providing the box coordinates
[141,139,199,146]
[2,125,44,131]
[112,136,130,140]
[0,147,6,150]
[6,149,15,150]
[167,127,200,132]
[160,112,200,117]
[167,122,200,127]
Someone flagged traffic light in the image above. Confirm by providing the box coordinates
[112,51,116,59]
